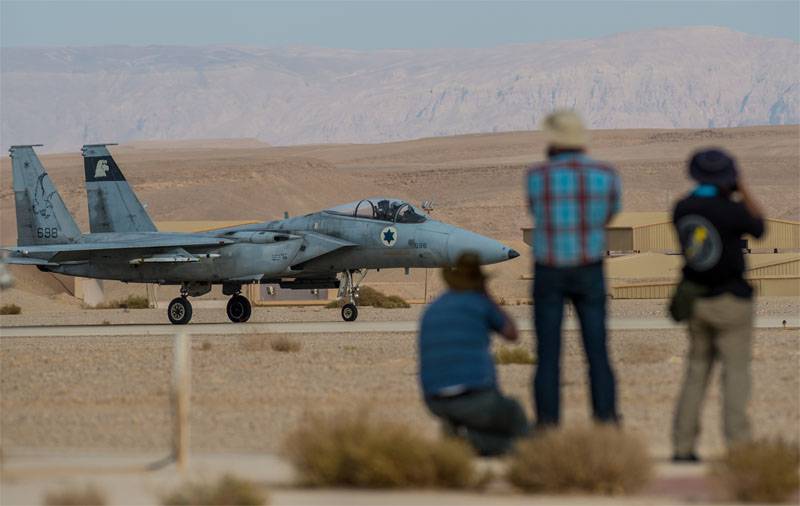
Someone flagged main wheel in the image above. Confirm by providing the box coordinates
[341,303,358,322]
[168,297,193,325]
[227,294,252,323]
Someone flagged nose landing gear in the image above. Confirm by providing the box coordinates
[338,269,367,322]
[226,293,252,323]
[341,303,358,322]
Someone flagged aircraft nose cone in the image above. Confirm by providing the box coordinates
[447,230,518,265]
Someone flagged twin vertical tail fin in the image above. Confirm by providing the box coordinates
[82,144,157,233]
[11,145,81,246]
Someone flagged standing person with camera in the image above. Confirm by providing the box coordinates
[671,149,765,462]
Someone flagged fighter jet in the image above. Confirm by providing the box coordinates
[3,144,519,324]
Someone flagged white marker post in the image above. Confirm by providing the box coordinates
[172,331,191,473]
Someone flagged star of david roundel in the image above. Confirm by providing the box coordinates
[381,226,398,247]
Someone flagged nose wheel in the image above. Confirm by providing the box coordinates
[168,296,193,325]
[341,303,358,322]
[226,294,252,323]
[337,269,367,322]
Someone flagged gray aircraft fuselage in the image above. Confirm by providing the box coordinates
[44,204,515,284]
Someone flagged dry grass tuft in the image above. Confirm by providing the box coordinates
[711,438,800,503]
[44,484,107,506]
[88,294,149,309]
[326,286,410,309]
[241,335,301,352]
[507,425,653,494]
[0,303,21,315]
[494,346,536,365]
[270,336,301,353]
[282,410,481,489]
[161,474,268,505]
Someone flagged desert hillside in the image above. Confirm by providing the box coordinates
[2,27,798,151]
[0,125,797,302]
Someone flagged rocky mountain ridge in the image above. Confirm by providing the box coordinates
[1,27,798,151]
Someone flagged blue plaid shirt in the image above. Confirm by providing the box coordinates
[526,152,621,267]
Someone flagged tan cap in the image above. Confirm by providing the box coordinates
[442,252,488,292]
[541,110,588,149]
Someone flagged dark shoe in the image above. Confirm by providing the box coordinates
[672,453,701,463]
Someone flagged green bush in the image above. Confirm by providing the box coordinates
[282,410,480,489]
[161,474,268,506]
[89,294,149,309]
[0,303,21,315]
[711,438,800,503]
[508,425,653,494]
[494,346,536,365]
[327,286,410,309]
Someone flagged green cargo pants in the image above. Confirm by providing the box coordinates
[673,293,753,456]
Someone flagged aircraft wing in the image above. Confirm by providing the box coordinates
[2,236,233,264]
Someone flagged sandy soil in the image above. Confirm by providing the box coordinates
[1,297,798,328]
[2,327,798,459]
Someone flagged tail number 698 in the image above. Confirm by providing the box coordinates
[36,227,58,239]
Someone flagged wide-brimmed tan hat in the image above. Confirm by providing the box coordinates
[541,110,588,149]
[442,252,488,292]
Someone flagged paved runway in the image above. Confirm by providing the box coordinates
[1,317,796,338]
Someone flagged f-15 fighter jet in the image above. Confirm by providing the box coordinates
[2,144,519,324]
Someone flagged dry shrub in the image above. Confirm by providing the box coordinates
[494,346,536,365]
[327,286,410,309]
[89,294,149,309]
[282,410,480,489]
[201,340,213,351]
[161,474,268,506]
[507,425,653,494]
[270,336,301,353]
[0,303,21,315]
[711,438,800,503]
[44,484,107,506]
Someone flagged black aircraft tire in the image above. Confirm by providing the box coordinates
[341,303,358,322]
[168,297,193,325]
[227,295,252,323]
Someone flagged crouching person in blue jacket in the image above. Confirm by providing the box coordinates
[418,252,529,456]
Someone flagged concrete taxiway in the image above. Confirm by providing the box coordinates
[1,317,796,338]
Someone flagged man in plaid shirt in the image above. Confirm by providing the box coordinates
[526,110,621,428]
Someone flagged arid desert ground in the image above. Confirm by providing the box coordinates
[1,126,799,504]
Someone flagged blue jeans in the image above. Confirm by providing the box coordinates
[533,262,618,426]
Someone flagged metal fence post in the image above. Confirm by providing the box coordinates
[172,331,191,473]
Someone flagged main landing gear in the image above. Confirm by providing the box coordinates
[166,283,252,325]
[224,284,252,323]
[168,292,193,325]
[226,293,252,323]
[338,269,367,322]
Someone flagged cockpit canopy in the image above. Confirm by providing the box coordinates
[326,198,428,223]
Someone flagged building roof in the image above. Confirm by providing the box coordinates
[522,213,799,232]
[607,212,671,228]
[606,252,800,280]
